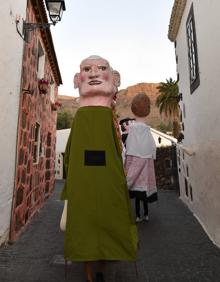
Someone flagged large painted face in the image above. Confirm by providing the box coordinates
[75,57,116,97]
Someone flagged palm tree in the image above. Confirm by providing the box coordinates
[156,78,181,138]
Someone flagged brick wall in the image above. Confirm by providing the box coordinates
[10,1,59,241]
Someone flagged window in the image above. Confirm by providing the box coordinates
[186,4,200,93]
[33,123,40,164]
[37,40,45,79]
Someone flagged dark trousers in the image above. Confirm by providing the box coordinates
[135,197,148,217]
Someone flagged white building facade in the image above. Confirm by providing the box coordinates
[55,129,70,180]
[169,0,220,247]
[151,128,177,148]
[0,1,26,245]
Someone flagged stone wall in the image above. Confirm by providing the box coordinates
[116,83,165,128]
[155,146,179,191]
[10,2,58,241]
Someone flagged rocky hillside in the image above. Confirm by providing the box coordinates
[116,82,164,128]
[58,82,164,129]
[57,95,79,115]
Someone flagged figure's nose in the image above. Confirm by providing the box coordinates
[88,66,99,78]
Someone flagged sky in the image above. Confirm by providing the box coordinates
[51,0,176,97]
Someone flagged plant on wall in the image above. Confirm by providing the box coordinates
[51,101,62,111]
[38,78,49,95]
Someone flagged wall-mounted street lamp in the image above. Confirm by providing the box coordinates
[45,0,66,23]
[16,0,66,42]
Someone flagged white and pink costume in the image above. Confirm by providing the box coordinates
[124,122,157,201]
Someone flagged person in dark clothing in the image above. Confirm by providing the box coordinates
[119,118,135,146]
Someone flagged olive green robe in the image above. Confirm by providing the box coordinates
[61,106,138,261]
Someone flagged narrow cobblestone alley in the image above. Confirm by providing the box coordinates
[0,180,220,282]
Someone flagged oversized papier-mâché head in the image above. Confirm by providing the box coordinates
[131,92,151,117]
[74,55,120,107]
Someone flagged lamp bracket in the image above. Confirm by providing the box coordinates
[16,18,56,43]
[23,20,55,32]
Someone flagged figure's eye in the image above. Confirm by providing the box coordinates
[83,66,91,72]
[99,66,107,71]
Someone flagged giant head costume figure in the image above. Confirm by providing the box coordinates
[73,55,120,107]
[61,55,137,278]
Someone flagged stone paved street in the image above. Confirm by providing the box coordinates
[0,180,220,282]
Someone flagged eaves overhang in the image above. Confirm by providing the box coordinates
[32,0,63,85]
[168,0,187,42]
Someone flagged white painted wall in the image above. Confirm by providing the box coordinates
[0,1,26,245]
[175,0,220,247]
[151,128,177,147]
[55,153,63,180]
[55,129,70,179]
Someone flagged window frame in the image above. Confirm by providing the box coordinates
[186,3,200,94]
[33,122,41,164]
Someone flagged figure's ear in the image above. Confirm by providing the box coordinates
[112,70,121,87]
[73,73,80,89]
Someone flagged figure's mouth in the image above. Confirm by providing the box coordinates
[88,80,102,85]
